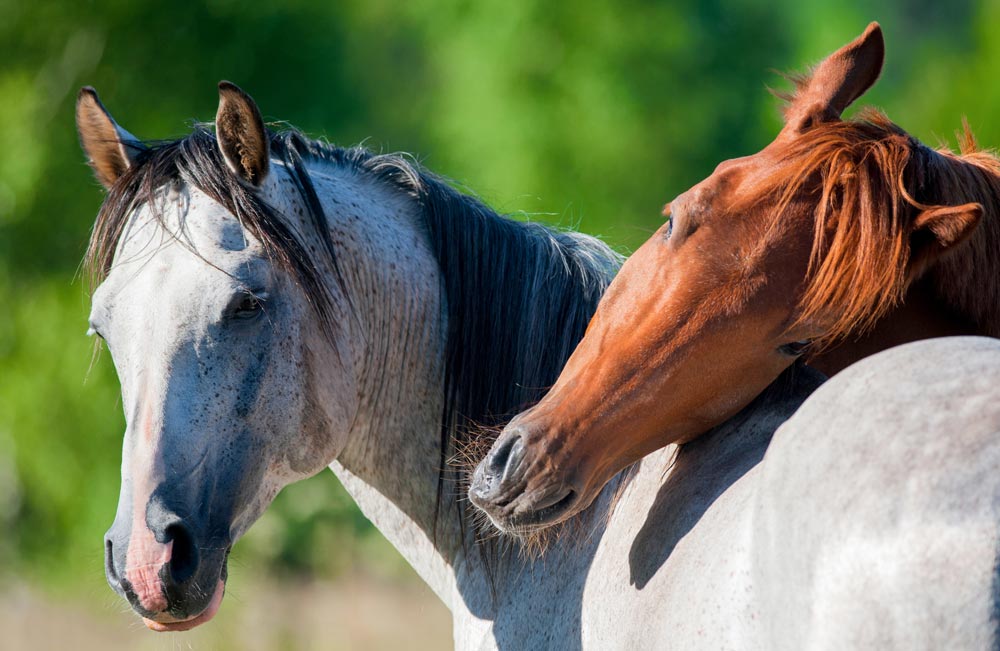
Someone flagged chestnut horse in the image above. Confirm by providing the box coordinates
[470,23,1000,530]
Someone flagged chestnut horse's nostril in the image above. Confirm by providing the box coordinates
[487,434,524,480]
[164,522,198,586]
[471,433,528,507]
[491,434,528,488]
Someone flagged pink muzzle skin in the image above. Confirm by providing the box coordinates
[125,398,175,615]
[124,537,173,613]
[124,523,227,631]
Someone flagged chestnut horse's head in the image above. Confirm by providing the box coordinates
[470,22,991,532]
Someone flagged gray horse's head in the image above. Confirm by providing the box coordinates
[77,84,359,631]
[77,81,616,631]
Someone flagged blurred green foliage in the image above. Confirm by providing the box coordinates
[0,0,997,589]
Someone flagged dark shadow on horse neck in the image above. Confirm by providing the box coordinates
[414,170,621,545]
[407,172,622,645]
[627,362,827,589]
[809,276,980,376]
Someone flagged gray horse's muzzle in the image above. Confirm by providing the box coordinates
[105,487,233,622]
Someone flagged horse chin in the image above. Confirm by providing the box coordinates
[486,487,581,537]
[142,579,226,633]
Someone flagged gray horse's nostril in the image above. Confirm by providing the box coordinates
[104,536,121,587]
[164,522,199,586]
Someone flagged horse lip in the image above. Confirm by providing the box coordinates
[143,579,226,632]
[127,548,231,627]
[497,486,579,533]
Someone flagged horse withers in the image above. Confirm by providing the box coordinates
[470,22,1000,532]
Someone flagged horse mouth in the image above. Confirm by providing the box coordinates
[143,579,226,632]
[491,487,579,535]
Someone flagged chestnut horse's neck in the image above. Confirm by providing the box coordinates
[809,279,979,376]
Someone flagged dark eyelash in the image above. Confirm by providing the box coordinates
[778,340,811,357]
[230,290,268,320]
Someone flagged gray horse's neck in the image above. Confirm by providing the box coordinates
[300,160,516,622]
[304,171,464,606]
[306,160,615,639]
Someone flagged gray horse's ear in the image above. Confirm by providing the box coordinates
[215,81,269,186]
[781,22,884,136]
[76,87,146,189]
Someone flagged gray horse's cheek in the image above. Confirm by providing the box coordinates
[284,358,338,475]
[264,299,354,478]
[234,345,269,419]
[231,315,337,482]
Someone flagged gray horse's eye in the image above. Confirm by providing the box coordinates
[231,291,267,320]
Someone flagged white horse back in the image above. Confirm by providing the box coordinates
[754,336,1000,650]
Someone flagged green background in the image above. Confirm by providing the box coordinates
[1,0,997,644]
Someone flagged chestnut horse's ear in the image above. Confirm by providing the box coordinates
[215,81,270,187]
[909,202,982,279]
[76,87,146,189]
[781,22,885,136]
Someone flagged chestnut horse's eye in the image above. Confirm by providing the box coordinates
[778,340,812,357]
[664,216,674,240]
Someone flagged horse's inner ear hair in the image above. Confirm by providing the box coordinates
[75,87,146,189]
[215,81,270,186]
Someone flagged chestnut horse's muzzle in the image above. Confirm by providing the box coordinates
[469,427,581,532]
